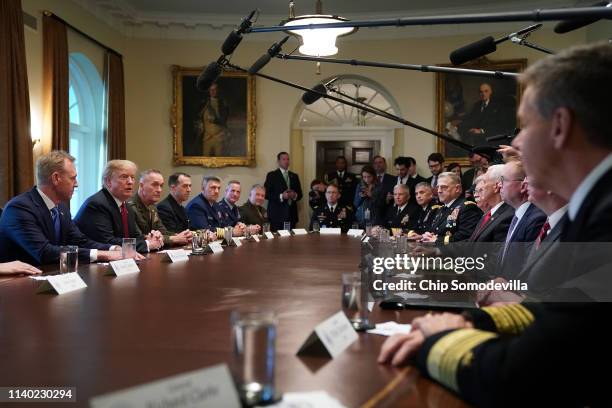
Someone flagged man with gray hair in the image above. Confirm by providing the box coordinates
[420,171,482,244]
[75,159,163,253]
[239,184,267,231]
[218,180,247,235]
[186,175,230,237]
[0,150,124,265]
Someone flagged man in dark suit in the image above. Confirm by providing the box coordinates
[372,155,396,211]
[0,151,123,265]
[309,184,354,232]
[498,161,546,279]
[400,156,426,206]
[264,152,303,230]
[324,156,357,208]
[425,152,444,200]
[377,43,612,408]
[239,184,267,231]
[380,184,418,231]
[157,172,191,234]
[421,172,482,244]
[75,160,164,254]
[217,180,248,236]
[408,182,440,238]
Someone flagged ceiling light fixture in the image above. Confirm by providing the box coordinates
[281,0,357,57]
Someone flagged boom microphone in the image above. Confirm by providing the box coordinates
[554,1,610,33]
[196,61,222,91]
[221,9,257,56]
[248,36,290,74]
[450,24,542,65]
[301,77,339,105]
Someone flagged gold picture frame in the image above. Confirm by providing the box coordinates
[171,65,256,167]
[436,57,526,165]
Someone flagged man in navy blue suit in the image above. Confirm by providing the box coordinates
[498,160,546,279]
[217,180,247,235]
[0,151,124,266]
[264,152,303,231]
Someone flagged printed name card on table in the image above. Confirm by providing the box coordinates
[35,272,87,295]
[165,249,189,263]
[278,230,291,237]
[209,241,224,254]
[362,236,370,243]
[320,228,341,235]
[108,259,140,276]
[347,229,364,237]
[252,235,260,242]
[232,238,242,247]
[90,364,240,408]
[297,311,358,358]
[264,232,275,239]
[292,228,308,235]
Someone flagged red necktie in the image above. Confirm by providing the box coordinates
[120,203,129,238]
[470,211,491,240]
[535,221,551,249]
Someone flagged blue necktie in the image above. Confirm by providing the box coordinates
[501,215,519,263]
[51,207,61,242]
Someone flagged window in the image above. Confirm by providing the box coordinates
[68,53,107,215]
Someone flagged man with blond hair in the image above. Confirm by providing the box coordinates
[75,160,163,253]
[0,151,123,265]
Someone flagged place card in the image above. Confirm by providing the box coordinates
[36,272,87,295]
[362,236,370,243]
[264,231,275,239]
[320,228,341,235]
[252,235,260,242]
[90,364,240,408]
[209,242,224,254]
[277,230,291,237]
[232,238,242,247]
[165,249,189,263]
[297,311,358,358]
[108,259,140,276]
[347,229,364,237]
[292,228,308,235]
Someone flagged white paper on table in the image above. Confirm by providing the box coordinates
[259,391,346,408]
[367,321,412,337]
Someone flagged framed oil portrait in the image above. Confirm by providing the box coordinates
[171,65,256,167]
[436,58,526,164]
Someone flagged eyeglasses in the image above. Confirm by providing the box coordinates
[499,176,524,184]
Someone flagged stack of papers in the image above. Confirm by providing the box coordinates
[260,391,345,408]
[367,321,412,337]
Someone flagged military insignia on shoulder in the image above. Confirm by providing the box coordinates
[464,200,477,206]
[431,205,442,210]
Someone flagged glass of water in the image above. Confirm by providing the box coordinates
[283,221,291,232]
[191,230,205,255]
[225,226,233,245]
[230,310,277,406]
[351,222,359,230]
[341,272,371,331]
[59,245,78,274]
[121,238,137,259]
[312,220,320,233]
[263,223,271,234]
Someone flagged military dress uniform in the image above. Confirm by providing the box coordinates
[130,194,173,246]
[382,202,419,231]
[239,201,269,229]
[411,202,441,235]
[309,203,354,232]
[218,198,241,227]
[429,197,482,244]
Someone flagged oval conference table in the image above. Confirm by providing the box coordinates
[0,234,469,407]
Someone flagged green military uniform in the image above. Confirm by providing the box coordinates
[238,201,269,229]
[428,197,482,244]
[130,194,172,246]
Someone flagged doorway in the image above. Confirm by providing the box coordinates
[316,140,381,179]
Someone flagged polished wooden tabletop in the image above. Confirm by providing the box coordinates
[0,235,469,407]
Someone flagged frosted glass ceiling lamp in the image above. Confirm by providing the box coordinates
[282,1,357,57]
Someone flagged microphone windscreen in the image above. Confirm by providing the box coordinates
[302,84,327,105]
[449,36,497,65]
[554,2,608,33]
[221,30,243,55]
[196,62,222,92]
[248,53,272,75]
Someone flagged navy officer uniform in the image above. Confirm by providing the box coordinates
[382,201,419,231]
[309,203,354,232]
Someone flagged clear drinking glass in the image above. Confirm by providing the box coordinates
[230,310,277,406]
[283,221,291,232]
[191,231,205,255]
[312,221,320,232]
[225,226,233,244]
[341,272,371,330]
[245,225,252,240]
[263,223,271,233]
[396,235,408,254]
[121,238,137,259]
[378,228,390,242]
[351,222,359,230]
[59,245,78,273]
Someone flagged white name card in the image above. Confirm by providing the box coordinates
[36,272,87,295]
[252,235,260,242]
[90,364,240,408]
[209,242,224,254]
[297,311,358,358]
[362,236,370,243]
[264,232,275,239]
[292,228,308,235]
[232,238,242,247]
[278,230,291,237]
[109,259,140,276]
[320,227,341,235]
[166,249,189,263]
[347,229,364,237]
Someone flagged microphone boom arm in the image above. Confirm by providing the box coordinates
[224,62,474,152]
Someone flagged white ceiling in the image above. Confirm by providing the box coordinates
[72,0,592,40]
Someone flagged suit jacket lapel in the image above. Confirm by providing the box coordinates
[102,188,124,236]
[31,188,57,244]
